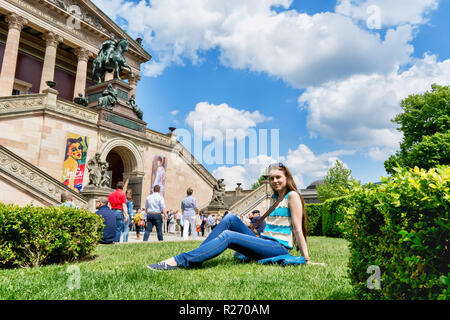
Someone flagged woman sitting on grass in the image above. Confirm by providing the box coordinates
[147,163,323,270]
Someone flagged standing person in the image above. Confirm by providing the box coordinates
[95,197,116,244]
[146,163,323,270]
[166,210,173,233]
[134,208,144,240]
[200,212,207,237]
[176,210,182,234]
[144,185,166,242]
[206,214,215,235]
[108,181,128,243]
[169,211,177,233]
[181,187,199,240]
[123,189,134,243]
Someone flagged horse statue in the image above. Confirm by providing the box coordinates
[92,37,134,83]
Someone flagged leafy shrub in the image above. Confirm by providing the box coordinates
[0,203,104,268]
[343,166,449,300]
[305,203,323,236]
[321,196,350,238]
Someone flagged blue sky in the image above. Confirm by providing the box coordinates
[93,0,450,190]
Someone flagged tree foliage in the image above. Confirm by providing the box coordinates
[316,160,358,201]
[252,175,267,189]
[385,84,450,174]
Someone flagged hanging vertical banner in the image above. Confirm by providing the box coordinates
[62,132,89,192]
[151,155,167,197]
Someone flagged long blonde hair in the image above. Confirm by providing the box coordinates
[268,163,308,240]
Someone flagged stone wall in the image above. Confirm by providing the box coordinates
[0,92,214,211]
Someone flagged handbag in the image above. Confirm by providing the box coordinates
[138,219,145,227]
[249,191,286,236]
[195,214,202,226]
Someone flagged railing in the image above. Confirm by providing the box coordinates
[230,184,271,216]
[0,144,88,208]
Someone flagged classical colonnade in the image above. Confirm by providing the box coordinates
[0,12,140,98]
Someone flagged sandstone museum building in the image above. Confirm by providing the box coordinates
[0,0,318,215]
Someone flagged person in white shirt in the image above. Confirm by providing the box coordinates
[181,187,199,240]
[143,185,166,241]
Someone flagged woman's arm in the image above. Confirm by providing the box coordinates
[288,192,310,262]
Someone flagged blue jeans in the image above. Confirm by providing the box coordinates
[113,210,124,243]
[143,213,164,241]
[122,215,130,242]
[174,213,289,268]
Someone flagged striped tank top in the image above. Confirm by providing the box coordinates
[260,191,294,249]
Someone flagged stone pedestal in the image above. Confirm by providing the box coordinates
[81,185,114,213]
[85,79,147,138]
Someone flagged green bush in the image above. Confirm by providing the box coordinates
[321,196,350,238]
[0,203,104,268]
[305,203,323,236]
[343,166,449,300]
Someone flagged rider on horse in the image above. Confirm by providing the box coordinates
[98,35,116,67]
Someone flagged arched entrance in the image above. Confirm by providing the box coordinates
[106,149,124,189]
[100,138,145,209]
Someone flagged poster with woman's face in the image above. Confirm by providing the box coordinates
[62,133,89,192]
[151,155,167,197]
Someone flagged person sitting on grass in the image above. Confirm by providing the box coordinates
[95,197,116,245]
[147,163,324,270]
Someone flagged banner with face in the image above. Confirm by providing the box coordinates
[151,155,167,197]
[62,133,89,192]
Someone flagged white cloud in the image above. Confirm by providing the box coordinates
[92,0,418,86]
[299,54,450,159]
[212,154,274,191]
[283,144,355,188]
[185,101,271,142]
[170,110,179,116]
[92,0,446,162]
[336,0,439,27]
[215,11,414,88]
[213,144,354,190]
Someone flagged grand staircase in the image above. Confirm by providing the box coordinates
[0,145,88,208]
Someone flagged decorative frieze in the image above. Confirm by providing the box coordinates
[50,99,98,124]
[46,0,110,34]
[0,95,45,113]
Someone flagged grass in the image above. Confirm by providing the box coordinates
[0,236,356,300]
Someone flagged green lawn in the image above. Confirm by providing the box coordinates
[0,236,356,300]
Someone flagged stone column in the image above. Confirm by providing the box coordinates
[0,13,28,96]
[73,47,92,99]
[39,31,63,92]
[128,73,141,97]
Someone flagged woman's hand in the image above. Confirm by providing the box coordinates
[306,260,326,266]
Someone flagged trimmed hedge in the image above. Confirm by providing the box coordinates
[305,203,323,236]
[0,203,104,268]
[321,196,350,238]
[343,166,449,300]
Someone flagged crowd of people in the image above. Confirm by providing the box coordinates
[57,182,267,246]
[90,182,240,244]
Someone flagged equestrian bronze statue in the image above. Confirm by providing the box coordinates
[92,35,134,83]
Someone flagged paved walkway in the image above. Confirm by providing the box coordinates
[117,230,208,244]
